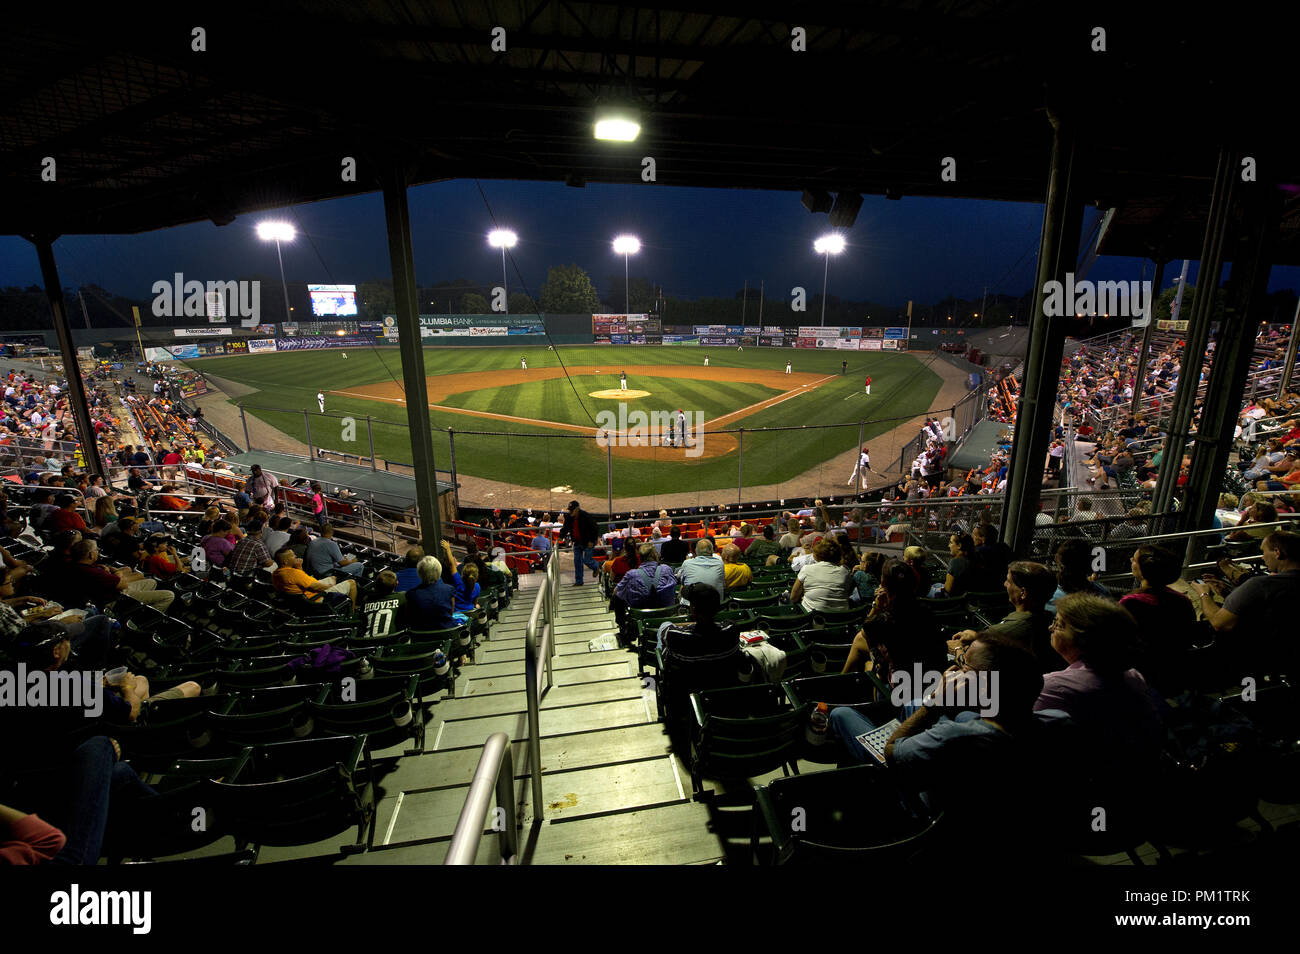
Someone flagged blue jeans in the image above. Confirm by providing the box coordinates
[47,736,159,865]
[332,561,365,579]
[572,544,600,584]
[829,701,978,764]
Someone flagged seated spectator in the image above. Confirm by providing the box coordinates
[612,543,677,642]
[306,524,363,579]
[656,582,743,657]
[1037,593,1164,770]
[98,517,144,566]
[972,523,1013,589]
[1190,530,1300,677]
[62,539,174,612]
[931,532,976,598]
[792,538,852,613]
[199,519,238,568]
[777,518,802,553]
[453,562,481,613]
[125,467,154,494]
[141,535,186,578]
[226,520,275,575]
[395,547,424,593]
[271,547,356,611]
[829,633,1071,844]
[1119,545,1196,694]
[288,527,312,560]
[530,527,552,565]
[902,545,931,591]
[28,491,58,531]
[733,524,756,553]
[404,555,457,630]
[602,538,640,588]
[721,544,752,590]
[658,525,689,565]
[1227,501,1278,541]
[744,524,780,562]
[361,570,406,638]
[676,538,724,601]
[850,549,885,607]
[91,496,118,532]
[949,561,1063,672]
[843,558,944,679]
[47,493,95,538]
[151,485,190,512]
[1046,539,1111,611]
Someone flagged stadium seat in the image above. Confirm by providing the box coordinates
[309,674,424,754]
[753,765,942,865]
[688,683,804,797]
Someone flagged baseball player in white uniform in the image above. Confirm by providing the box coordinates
[704,355,709,367]
[317,390,325,413]
[848,445,871,486]
[521,355,528,370]
[785,361,792,374]
[620,371,628,391]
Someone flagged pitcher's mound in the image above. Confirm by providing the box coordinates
[589,389,652,399]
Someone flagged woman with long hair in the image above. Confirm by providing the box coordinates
[842,558,944,682]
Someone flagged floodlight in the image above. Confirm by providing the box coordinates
[813,234,846,255]
[256,221,295,242]
[488,229,518,248]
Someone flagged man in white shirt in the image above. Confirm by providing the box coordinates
[848,445,871,486]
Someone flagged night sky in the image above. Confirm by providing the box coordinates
[2,179,1298,311]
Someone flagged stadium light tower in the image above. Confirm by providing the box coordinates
[256,221,296,322]
[613,235,641,316]
[813,233,846,327]
[488,229,518,313]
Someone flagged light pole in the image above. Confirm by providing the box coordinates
[256,221,296,322]
[813,234,846,327]
[613,235,640,316]
[488,229,518,313]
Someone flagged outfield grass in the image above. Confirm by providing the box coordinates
[188,345,943,498]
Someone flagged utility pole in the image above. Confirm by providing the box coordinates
[758,280,764,325]
[741,279,748,325]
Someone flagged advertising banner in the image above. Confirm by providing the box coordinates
[594,336,612,345]
[724,336,740,346]
[884,327,907,339]
[225,340,249,352]
[861,339,883,351]
[168,344,200,359]
[695,325,727,335]
[865,327,884,338]
[174,327,232,338]
[274,337,364,351]
[630,334,647,344]
[763,326,784,334]
[882,339,901,350]
[739,335,757,346]
[248,339,278,354]
[700,336,728,346]
[252,324,276,335]
[610,334,630,344]
[660,335,698,345]
[743,326,761,335]
[145,347,172,362]
[834,338,859,350]
[797,337,818,349]
[725,326,743,336]
[759,335,783,347]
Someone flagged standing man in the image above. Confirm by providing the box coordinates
[785,360,792,374]
[842,360,848,375]
[245,463,279,509]
[676,408,688,447]
[848,445,872,487]
[704,354,710,367]
[620,371,628,392]
[864,374,872,395]
[317,390,325,413]
[521,355,528,370]
[560,499,602,586]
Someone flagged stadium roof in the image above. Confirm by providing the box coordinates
[3,2,1299,250]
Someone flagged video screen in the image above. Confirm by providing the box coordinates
[307,283,358,316]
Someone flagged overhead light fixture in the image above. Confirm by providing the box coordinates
[256,221,295,242]
[813,234,846,255]
[829,192,863,228]
[488,229,518,248]
[594,106,641,142]
[802,189,833,214]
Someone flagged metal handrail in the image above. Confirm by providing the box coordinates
[442,732,519,865]
[522,540,560,820]
[1114,517,1298,546]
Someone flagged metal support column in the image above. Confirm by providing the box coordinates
[381,159,444,552]
[1182,178,1281,567]
[737,428,744,505]
[1152,150,1239,518]
[1280,298,1300,399]
[606,441,614,527]
[303,410,313,459]
[240,405,251,451]
[28,235,104,476]
[1129,259,1165,418]
[366,415,377,471]
[446,427,461,514]
[1003,110,1085,556]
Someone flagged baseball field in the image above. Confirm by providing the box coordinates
[186,345,944,500]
